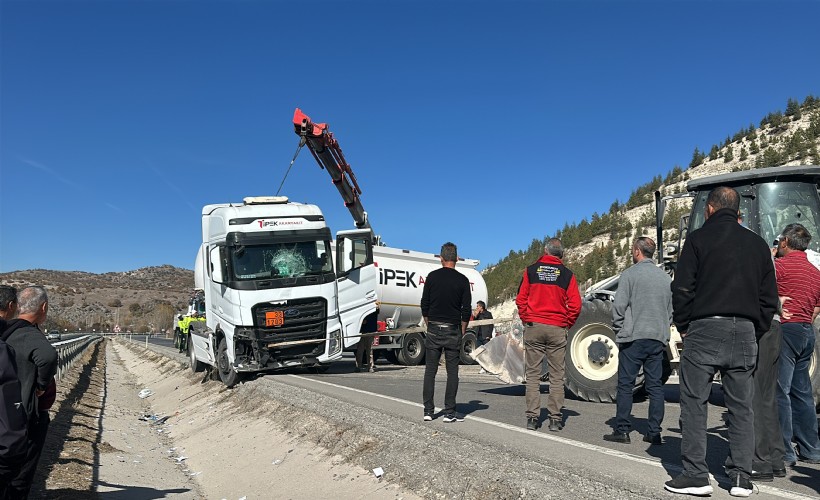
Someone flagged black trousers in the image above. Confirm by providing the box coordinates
[5,412,50,499]
[422,330,460,415]
[752,320,785,472]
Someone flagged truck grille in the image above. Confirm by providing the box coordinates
[252,297,327,343]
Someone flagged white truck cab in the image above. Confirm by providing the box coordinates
[190,196,377,386]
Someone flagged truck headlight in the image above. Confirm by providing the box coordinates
[328,329,342,356]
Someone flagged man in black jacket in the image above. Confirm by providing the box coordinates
[665,187,778,498]
[3,286,59,498]
[420,242,472,423]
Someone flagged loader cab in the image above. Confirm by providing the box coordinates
[686,166,820,251]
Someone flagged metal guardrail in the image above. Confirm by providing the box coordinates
[53,334,102,381]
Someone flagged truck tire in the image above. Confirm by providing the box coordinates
[189,341,205,373]
[396,332,425,365]
[565,299,620,403]
[216,338,241,387]
[460,331,478,365]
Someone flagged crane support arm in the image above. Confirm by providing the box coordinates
[293,108,370,232]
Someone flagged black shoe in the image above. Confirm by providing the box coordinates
[729,474,753,497]
[797,455,820,464]
[749,469,773,482]
[423,412,434,422]
[772,467,786,478]
[603,430,630,443]
[442,413,464,423]
[664,474,713,496]
[548,418,563,432]
[526,417,540,431]
[643,433,662,445]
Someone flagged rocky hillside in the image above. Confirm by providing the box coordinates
[0,265,194,333]
[484,95,820,306]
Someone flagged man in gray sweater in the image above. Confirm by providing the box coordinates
[604,237,672,444]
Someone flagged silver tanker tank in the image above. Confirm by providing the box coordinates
[373,246,487,327]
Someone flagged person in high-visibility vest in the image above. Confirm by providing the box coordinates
[178,315,191,353]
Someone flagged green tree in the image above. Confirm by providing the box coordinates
[739,146,748,161]
[709,144,719,161]
[785,98,800,117]
[689,147,705,168]
[750,140,760,155]
[724,146,734,163]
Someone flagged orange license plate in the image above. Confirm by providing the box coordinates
[265,311,284,327]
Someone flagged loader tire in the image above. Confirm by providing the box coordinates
[397,332,425,366]
[460,331,478,365]
[565,299,621,403]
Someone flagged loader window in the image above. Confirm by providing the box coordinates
[758,182,820,252]
[688,191,754,233]
[231,240,333,280]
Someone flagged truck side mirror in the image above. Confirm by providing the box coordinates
[209,246,224,283]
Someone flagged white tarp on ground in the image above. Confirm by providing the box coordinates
[471,334,526,384]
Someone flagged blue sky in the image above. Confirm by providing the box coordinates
[1,0,818,274]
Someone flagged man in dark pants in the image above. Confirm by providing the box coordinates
[420,242,472,422]
[516,238,581,432]
[604,237,672,445]
[751,316,786,481]
[666,187,778,498]
[3,286,59,499]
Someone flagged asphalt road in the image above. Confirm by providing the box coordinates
[136,335,820,499]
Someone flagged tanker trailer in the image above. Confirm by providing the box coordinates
[370,245,488,366]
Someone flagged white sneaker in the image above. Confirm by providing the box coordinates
[442,414,464,423]
[729,475,754,497]
[423,414,433,422]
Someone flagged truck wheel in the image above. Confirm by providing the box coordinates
[460,332,478,365]
[397,332,425,365]
[189,341,205,373]
[216,338,241,387]
[565,299,620,403]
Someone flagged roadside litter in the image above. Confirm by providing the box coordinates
[372,467,384,479]
[138,389,154,399]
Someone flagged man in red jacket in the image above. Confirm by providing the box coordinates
[516,238,581,432]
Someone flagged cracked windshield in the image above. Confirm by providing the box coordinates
[231,241,332,280]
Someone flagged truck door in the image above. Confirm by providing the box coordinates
[336,230,378,349]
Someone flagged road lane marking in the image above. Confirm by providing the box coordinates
[288,374,815,500]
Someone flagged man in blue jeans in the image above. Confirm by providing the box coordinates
[667,187,778,498]
[773,223,820,465]
[604,237,672,445]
